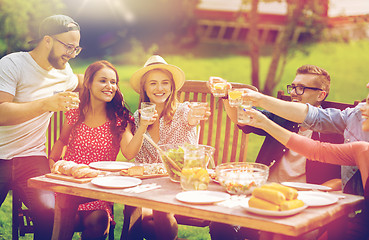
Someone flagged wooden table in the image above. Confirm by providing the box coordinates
[28,175,364,240]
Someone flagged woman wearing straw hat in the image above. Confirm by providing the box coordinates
[130,55,210,240]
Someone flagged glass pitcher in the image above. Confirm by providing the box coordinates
[180,144,210,191]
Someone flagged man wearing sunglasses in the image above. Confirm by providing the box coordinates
[0,15,82,239]
[209,65,343,240]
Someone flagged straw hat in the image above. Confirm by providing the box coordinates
[130,55,185,93]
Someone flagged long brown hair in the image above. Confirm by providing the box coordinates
[77,60,134,141]
[139,68,178,123]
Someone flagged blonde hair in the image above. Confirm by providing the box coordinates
[296,65,331,97]
[139,68,178,124]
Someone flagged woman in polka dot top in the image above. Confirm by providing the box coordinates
[49,60,156,239]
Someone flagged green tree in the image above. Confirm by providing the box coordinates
[242,0,326,95]
[0,0,65,57]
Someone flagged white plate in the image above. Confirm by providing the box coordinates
[89,161,134,171]
[240,198,307,217]
[281,182,332,191]
[176,191,230,204]
[91,176,142,189]
[297,191,338,207]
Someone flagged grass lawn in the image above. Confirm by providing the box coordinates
[1,40,369,239]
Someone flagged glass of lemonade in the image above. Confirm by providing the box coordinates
[228,89,243,107]
[180,144,209,191]
[237,100,252,124]
[210,76,228,97]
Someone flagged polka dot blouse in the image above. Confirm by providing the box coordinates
[133,102,198,163]
[63,108,124,220]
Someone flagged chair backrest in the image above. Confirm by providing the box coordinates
[177,80,257,165]
[277,90,361,110]
[47,111,64,157]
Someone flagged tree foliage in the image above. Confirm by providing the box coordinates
[0,0,65,57]
[241,0,326,95]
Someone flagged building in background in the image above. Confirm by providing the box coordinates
[194,0,369,44]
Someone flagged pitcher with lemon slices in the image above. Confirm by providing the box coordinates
[180,144,210,190]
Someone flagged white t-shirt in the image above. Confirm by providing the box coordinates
[268,128,313,183]
[0,52,78,159]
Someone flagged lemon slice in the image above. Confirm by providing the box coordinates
[214,83,227,90]
[241,104,251,110]
[228,90,242,100]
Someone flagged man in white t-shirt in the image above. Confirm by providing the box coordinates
[0,15,82,239]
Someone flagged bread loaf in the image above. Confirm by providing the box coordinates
[70,164,89,174]
[52,161,99,179]
[248,196,280,211]
[72,167,91,178]
[128,166,144,176]
[59,161,78,176]
[261,182,298,200]
[85,169,99,178]
[52,160,68,174]
[252,187,286,205]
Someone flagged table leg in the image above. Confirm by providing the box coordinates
[121,205,143,240]
[52,193,80,240]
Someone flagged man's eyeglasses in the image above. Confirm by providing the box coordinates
[52,37,82,56]
[287,85,323,95]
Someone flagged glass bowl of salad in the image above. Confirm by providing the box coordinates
[158,144,185,182]
[215,162,269,195]
[158,144,215,183]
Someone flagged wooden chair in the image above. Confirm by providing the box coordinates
[11,112,64,240]
[12,190,33,240]
[173,80,257,227]
[177,80,258,165]
[277,90,362,110]
[12,111,115,240]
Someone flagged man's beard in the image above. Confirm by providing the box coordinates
[48,48,67,70]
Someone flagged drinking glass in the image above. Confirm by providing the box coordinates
[209,76,228,97]
[53,91,79,109]
[140,102,156,120]
[237,100,252,124]
[228,89,243,107]
[69,92,79,109]
[189,102,207,118]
